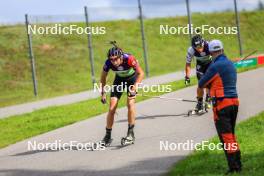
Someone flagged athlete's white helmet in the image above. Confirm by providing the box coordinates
[209,40,223,52]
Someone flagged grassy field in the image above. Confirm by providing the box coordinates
[168,111,264,176]
[0,11,264,107]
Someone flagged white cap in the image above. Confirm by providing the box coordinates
[209,40,223,52]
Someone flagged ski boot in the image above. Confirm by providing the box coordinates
[101,128,113,147]
[188,97,204,116]
[121,125,135,146]
[225,168,241,175]
[194,97,204,113]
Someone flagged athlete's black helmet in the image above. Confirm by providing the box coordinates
[191,35,204,48]
[107,47,123,58]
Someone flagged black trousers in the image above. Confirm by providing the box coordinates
[214,105,242,170]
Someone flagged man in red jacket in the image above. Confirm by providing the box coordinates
[198,40,242,174]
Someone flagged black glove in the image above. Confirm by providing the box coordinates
[101,93,107,104]
[185,76,190,86]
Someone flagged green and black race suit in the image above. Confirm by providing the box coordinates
[186,41,212,80]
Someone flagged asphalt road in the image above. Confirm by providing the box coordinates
[0,68,264,176]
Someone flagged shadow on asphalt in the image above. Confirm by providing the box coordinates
[0,155,185,176]
[2,152,264,175]
[115,113,190,123]
[11,145,96,156]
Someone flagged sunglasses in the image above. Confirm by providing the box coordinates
[109,56,121,62]
[195,45,204,49]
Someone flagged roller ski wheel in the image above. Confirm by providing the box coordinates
[187,109,207,116]
[121,136,135,146]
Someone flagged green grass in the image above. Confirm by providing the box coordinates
[168,111,264,176]
[236,65,263,73]
[0,11,264,107]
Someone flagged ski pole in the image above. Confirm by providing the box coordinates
[137,93,197,103]
[237,50,258,62]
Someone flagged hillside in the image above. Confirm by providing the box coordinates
[0,11,264,107]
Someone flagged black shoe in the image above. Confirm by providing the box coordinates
[195,101,203,112]
[127,124,135,140]
[101,134,113,147]
[127,129,135,140]
[225,168,241,175]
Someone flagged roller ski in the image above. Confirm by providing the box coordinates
[121,133,135,146]
[187,98,207,116]
[101,128,113,147]
[121,124,135,146]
